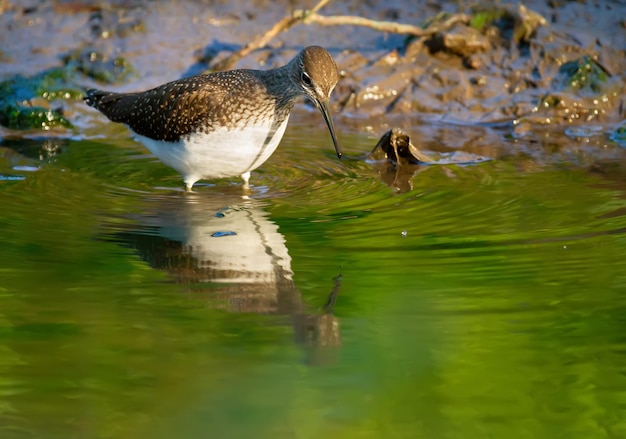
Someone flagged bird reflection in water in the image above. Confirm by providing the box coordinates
[112,191,341,365]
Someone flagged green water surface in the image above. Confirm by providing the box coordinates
[1,124,626,439]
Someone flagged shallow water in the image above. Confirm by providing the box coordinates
[1,122,626,439]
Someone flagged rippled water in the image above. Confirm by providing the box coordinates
[1,121,626,438]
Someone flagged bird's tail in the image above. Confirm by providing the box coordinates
[83,89,119,108]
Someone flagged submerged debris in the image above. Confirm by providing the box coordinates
[369,128,434,165]
[370,128,492,166]
[369,128,492,192]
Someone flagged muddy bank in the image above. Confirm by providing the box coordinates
[0,0,624,146]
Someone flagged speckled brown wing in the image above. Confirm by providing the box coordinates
[85,72,258,142]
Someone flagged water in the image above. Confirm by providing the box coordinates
[1,122,626,438]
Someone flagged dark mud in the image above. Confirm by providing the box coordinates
[0,0,625,154]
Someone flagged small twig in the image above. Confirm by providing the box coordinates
[210,0,333,71]
[302,13,429,36]
[306,0,333,16]
[210,16,295,71]
[310,12,468,36]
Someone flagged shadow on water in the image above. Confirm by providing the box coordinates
[106,192,342,366]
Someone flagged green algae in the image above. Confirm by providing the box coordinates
[468,4,547,43]
[0,50,134,131]
[0,67,81,131]
[0,104,71,131]
[558,55,610,94]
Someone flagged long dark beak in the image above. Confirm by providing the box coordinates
[317,99,342,159]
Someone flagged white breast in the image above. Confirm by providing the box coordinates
[132,115,290,187]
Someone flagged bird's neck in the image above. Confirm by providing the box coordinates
[259,62,301,102]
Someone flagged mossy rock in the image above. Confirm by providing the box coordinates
[469,8,506,32]
[558,56,609,94]
[469,4,547,44]
[63,49,135,84]
[0,67,83,102]
[0,104,71,131]
[0,67,81,131]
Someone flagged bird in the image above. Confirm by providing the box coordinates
[84,46,342,191]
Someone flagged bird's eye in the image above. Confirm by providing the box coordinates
[301,72,313,86]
